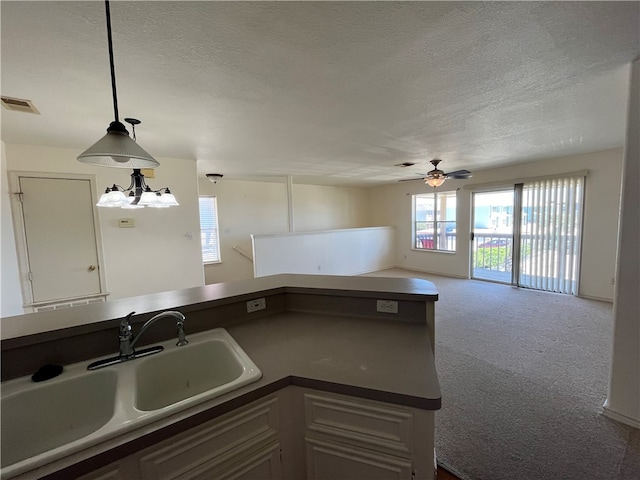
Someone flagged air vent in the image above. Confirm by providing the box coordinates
[394,162,416,167]
[1,96,39,114]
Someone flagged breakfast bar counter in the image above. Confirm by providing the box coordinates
[1,274,440,479]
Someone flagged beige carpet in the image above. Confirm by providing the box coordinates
[366,268,639,480]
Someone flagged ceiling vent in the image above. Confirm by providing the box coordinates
[1,96,39,114]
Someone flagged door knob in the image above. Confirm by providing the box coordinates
[88,265,97,272]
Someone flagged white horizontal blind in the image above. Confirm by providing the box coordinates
[519,175,584,295]
[199,196,220,263]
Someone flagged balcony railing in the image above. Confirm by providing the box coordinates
[473,233,513,272]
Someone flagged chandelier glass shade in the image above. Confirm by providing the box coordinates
[96,169,179,209]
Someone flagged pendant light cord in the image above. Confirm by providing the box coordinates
[105,0,120,123]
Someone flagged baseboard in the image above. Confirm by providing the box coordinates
[602,405,640,429]
[578,293,614,303]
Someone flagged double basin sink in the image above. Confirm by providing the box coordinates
[0,328,262,477]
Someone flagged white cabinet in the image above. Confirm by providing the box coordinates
[79,395,282,480]
[79,387,435,480]
[138,396,281,480]
[298,388,435,480]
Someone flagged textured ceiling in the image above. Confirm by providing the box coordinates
[1,1,638,186]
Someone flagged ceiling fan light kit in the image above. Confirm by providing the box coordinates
[78,1,177,208]
[423,159,472,188]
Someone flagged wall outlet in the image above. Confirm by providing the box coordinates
[376,299,398,314]
[246,297,266,313]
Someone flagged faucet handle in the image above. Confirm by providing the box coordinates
[119,311,136,338]
[176,319,189,346]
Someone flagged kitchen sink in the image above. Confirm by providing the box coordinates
[134,331,261,411]
[0,327,261,478]
[1,369,117,468]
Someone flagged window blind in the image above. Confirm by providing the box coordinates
[519,175,584,295]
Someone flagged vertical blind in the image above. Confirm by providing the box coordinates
[519,175,584,295]
[199,196,220,263]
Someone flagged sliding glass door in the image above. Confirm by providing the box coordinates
[472,190,515,283]
[471,175,585,295]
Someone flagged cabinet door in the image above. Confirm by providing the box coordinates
[139,396,279,479]
[209,441,282,480]
[305,437,413,480]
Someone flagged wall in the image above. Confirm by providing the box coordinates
[604,57,640,428]
[293,184,371,231]
[0,142,24,316]
[252,227,395,277]
[367,148,624,301]
[198,178,371,285]
[2,144,204,308]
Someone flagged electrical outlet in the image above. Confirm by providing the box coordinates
[246,297,266,313]
[376,299,398,314]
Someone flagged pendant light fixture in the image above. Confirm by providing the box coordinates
[79,1,178,209]
[78,0,159,168]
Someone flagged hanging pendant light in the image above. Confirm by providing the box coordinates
[77,0,159,169]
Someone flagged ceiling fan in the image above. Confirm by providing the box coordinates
[400,159,472,188]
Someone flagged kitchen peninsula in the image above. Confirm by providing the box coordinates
[1,274,441,480]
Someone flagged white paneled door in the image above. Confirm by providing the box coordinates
[15,175,104,305]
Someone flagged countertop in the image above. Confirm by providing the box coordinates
[1,274,440,479]
[1,274,439,341]
[228,310,441,409]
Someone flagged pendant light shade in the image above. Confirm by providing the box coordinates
[78,121,159,168]
[77,1,159,169]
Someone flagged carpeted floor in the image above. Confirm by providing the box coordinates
[366,268,639,480]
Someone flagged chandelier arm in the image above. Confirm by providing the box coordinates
[104,0,120,123]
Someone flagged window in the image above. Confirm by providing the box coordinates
[199,196,220,263]
[413,191,457,252]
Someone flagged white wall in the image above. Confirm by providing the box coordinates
[604,57,640,428]
[2,144,204,307]
[253,227,395,277]
[0,142,24,316]
[198,178,372,284]
[367,148,624,301]
[293,184,371,231]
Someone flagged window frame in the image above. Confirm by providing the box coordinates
[198,196,221,264]
[412,191,457,253]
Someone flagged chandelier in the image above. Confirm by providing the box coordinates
[77,1,178,208]
[96,168,178,209]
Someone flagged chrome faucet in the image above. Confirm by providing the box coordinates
[88,310,188,370]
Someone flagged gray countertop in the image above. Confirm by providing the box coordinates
[1,274,439,341]
[227,311,441,409]
[2,275,440,479]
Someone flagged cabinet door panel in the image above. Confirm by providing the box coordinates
[139,397,278,479]
[306,437,412,480]
[214,442,282,480]
[304,391,414,456]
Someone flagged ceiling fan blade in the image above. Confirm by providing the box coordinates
[398,175,427,182]
[445,169,472,179]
